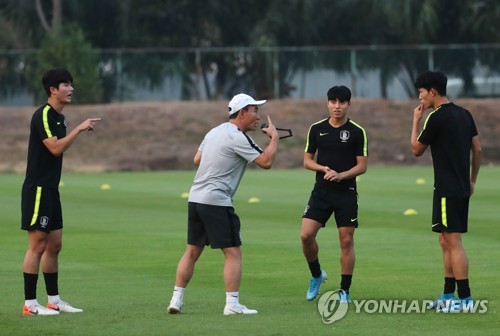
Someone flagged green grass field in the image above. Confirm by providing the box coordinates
[0,167,498,335]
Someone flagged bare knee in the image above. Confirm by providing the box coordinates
[301,231,315,245]
[340,235,354,251]
[184,245,204,261]
[301,227,319,245]
[27,232,49,256]
[301,219,321,246]
[30,240,48,257]
[222,246,242,260]
[45,241,62,255]
[440,232,462,250]
[438,234,448,250]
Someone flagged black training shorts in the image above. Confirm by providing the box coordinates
[302,184,359,228]
[187,202,242,249]
[432,191,469,233]
[21,186,63,232]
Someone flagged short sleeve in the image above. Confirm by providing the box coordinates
[305,124,317,153]
[355,127,368,157]
[418,113,438,145]
[233,133,262,163]
[198,138,205,152]
[32,111,53,141]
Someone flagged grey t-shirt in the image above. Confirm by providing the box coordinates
[188,122,263,206]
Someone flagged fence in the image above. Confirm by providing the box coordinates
[1,44,499,105]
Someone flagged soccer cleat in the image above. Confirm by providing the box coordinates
[427,293,455,310]
[339,289,352,303]
[438,297,474,313]
[223,303,258,315]
[167,298,183,314]
[306,270,328,301]
[47,300,83,313]
[23,303,59,316]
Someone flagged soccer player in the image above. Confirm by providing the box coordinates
[411,71,482,313]
[21,68,101,316]
[167,93,280,315]
[301,85,368,303]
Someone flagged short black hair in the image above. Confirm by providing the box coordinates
[229,110,239,119]
[327,85,351,102]
[42,68,73,97]
[414,71,447,96]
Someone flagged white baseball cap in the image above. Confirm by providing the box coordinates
[228,93,266,115]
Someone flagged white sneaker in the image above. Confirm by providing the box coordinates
[223,304,258,315]
[167,298,183,314]
[47,300,83,313]
[23,303,59,316]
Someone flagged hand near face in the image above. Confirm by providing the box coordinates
[413,104,424,122]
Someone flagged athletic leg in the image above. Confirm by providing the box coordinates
[439,233,454,278]
[168,244,204,314]
[301,218,327,300]
[23,230,49,275]
[441,232,470,299]
[338,226,355,301]
[23,230,49,302]
[301,218,322,265]
[338,227,355,275]
[222,246,242,292]
[441,232,468,280]
[428,231,458,309]
[174,244,204,288]
[221,246,257,315]
[41,229,62,273]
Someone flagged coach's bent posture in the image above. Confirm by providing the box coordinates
[21,68,101,316]
[167,93,279,315]
[411,71,482,313]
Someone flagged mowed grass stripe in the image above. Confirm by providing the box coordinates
[0,166,498,335]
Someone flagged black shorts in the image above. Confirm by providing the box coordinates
[432,191,469,233]
[302,184,359,228]
[187,202,241,249]
[21,186,63,233]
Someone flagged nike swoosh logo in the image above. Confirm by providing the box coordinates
[31,309,39,315]
[320,132,328,136]
[225,308,240,313]
[47,303,60,311]
[57,121,62,125]
[432,223,440,227]
[350,218,357,222]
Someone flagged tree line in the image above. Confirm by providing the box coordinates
[0,0,499,103]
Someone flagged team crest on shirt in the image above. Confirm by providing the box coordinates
[40,216,49,228]
[340,130,350,142]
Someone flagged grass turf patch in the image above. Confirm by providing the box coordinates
[0,167,498,335]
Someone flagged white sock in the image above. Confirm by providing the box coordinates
[226,292,239,306]
[25,299,37,307]
[173,286,185,300]
[48,295,61,304]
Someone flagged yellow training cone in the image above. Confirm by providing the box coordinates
[415,178,426,185]
[404,209,418,215]
[100,183,111,190]
[181,192,189,199]
[248,197,261,203]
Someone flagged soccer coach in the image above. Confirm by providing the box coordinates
[167,93,280,315]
